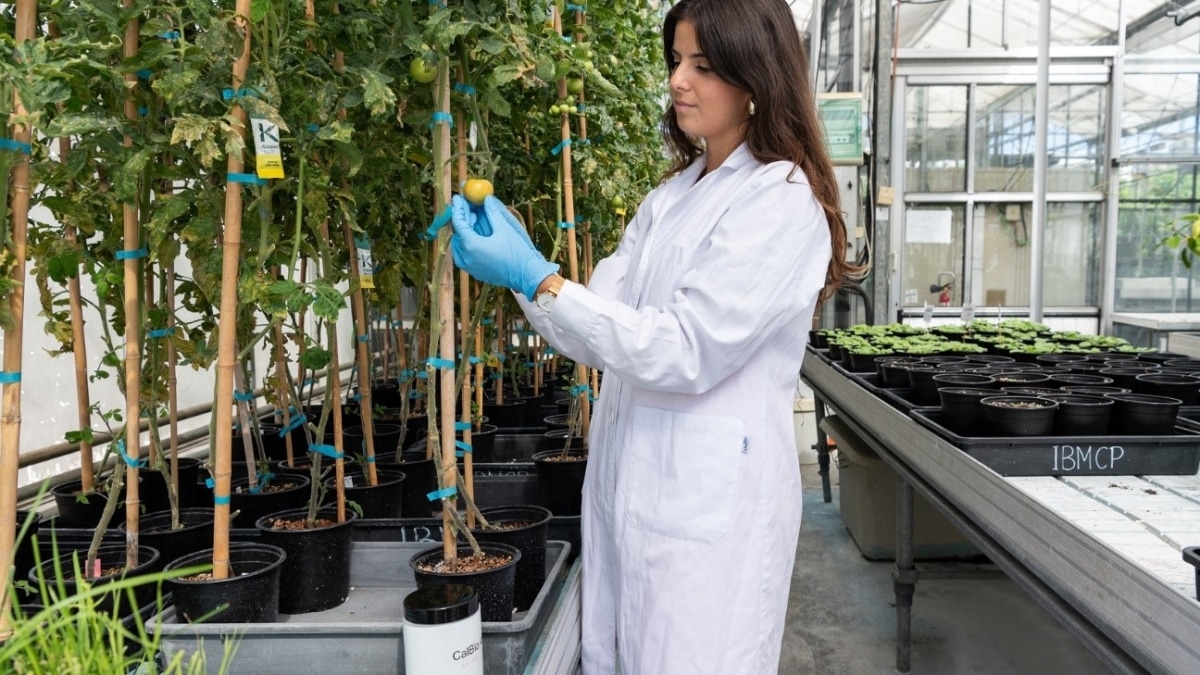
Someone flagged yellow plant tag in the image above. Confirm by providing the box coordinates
[250,117,285,179]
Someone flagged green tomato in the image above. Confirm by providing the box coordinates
[567,78,585,95]
[409,58,436,84]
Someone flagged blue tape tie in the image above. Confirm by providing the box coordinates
[416,371,429,380]
[221,87,262,101]
[566,2,586,10]
[454,421,471,431]
[115,248,149,261]
[577,104,587,113]
[454,83,477,96]
[551,139,572,155]
[409,390,424,399]
[137,106,149,116]
[429,111,454,128]
[399,369,416,382]
[420,205,453,241]
[455,440,472,457]
[147,327,175,339]
[496,354,507,363]
[307,123,321,132]
[525,361,535,368]
[228,172,268,185]
[205,478,215,489]
[561,35,574,43]
[279,414,307,436]
[313,444,345,460]
[0,372,20,384]
[233,390,255,402]
[558,221,575,229]
[469,356,482,365]
[544,346,557,356]
[488,373,503,380]
[427,357,455,369]
[357,334,369,343]
[0,138,31,154]
[214,494,231,505]
[392,320,403,327]
[569,384,590,397]
[248,483,262,494]
[364,454,376,463]
[159,31,180,40]
[350,393,362,402]
[258,471,275,483]
[116,440,148,468]
[136,69,153,80]
[427,486,457,501]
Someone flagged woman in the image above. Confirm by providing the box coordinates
[449,0,857,671]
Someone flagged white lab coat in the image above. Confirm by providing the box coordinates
[517,143,830,674]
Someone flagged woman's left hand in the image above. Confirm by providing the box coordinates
[450,194,560,298]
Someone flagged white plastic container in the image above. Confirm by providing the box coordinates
[403,584,484,675]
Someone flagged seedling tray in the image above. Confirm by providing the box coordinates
[910,409,1200,476]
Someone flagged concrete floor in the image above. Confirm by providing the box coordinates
[779,461,1106,675]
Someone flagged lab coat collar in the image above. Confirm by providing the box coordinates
[698,142,756,178]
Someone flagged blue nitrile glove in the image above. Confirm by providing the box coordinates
[450,194,559,299]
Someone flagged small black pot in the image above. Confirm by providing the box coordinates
[991,372,1051,387]
[483,399,532,429]
[543,413,570,431]
[1063,362,1111,375]
[256,508,357,614]
[532,449,588,517]
[1137,352,1188,364]
[244,421,309,462]
[376,410,428,457]
[1162,359,1200,373]
[933,372,997,390]
[381,450,439,519]
[51,479,123,528]
[1134,373,1200,405]
[370,379,403,409]
[407,424,499,464]
[1060,386,1131,397]
[921,355,970,366]
[938,387,999,436]
[906,366,941,406]
[1048,373,1115,388]
[965,354,1016,365]
[1000,386,1063,397]
[229,475,311,529]
[1036,354,1086,366]
[878,358,920,388]
[12,510,42,588]
[29,545,162,616]
[847,351,890,373]
[470,505,552,612]
[121,508,214,570]
[1042,394,1113,436]
[344,422,404,461]
[165,543,287,623]
[1098,367,1159,390]
[324,468,406,518]
[141,457,202,515]
[1105,393,1182,435]
[410,542,522,622]
[981,396,1058,437]
[1087,352,1138,363]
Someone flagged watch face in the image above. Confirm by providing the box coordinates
[536,292,555,311]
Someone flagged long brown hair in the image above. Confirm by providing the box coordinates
[662,0,863,300]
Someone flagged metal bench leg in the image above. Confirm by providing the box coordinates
[813,395,832,503]
[893,476,916,674]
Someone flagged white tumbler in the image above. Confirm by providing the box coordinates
[403,584,484,674]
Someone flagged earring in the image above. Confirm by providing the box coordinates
[748,100,756,116]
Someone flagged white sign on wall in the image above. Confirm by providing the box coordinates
[905,209,953,244]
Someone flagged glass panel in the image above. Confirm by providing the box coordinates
[1121,72,1200,158]
[970,203,1031,308]
[905,86,967,192]
[1043,202,1101,307]
[902,205,966,308]
[1115,163,1200,312]
[1126,4,1200,57]
[898,0,1121,50]
[974,84,1105,192]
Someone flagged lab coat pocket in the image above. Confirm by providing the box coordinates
[625,406,745,544]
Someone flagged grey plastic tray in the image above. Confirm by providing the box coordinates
[154,539,570,675]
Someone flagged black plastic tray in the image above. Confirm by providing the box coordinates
[910,409,1200,477]
[1173,407,1200,433]
[1184,547,1200,601]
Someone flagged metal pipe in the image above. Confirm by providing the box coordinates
[1029,0,1050,320]
[1100,0,1127,334]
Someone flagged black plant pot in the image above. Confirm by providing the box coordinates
[141,457,202,515]
[344,423,404,461]
[410,542,521,622]
[1000,386,1063,398]
[965,354,1016,365]
[847,351,889,373]
[166,543,287,623]
[29,545,162,616]
[1105,393,1182,435]
[1035,354,1086,366]
[376,410,428,457]
[938,387,998,436]
[1042,394,1113,436]
[13,510,42,589]
[1064,362,1111,374]
[483,399,531,429]
[324,468,406,518]
[532,449,588,517]
[543,413,570,431]
[877,358,920,388]
[1098,367,1159,391]
[240,421,310,463]
[470,505,552,612]
[229,475,311,529]
[921,355,969,366]
[380,450,439,519]
[1091,352,1140,363]
[1048,373,1114,388]
[932,372,996,390]
[1060,385,1131,397]
[51,479,123,528]
[990,372,1051,387]
[1134,373,1200,406]
[906,366,941,406]
[121,508,214,570]
[370,379,403,409]
[981,396,1058,437]
[1137,352,1188,365]
[407,424,499,464]
[256,508,357,614]
[1162,358,1200,373]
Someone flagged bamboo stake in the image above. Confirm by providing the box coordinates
[320,228,347,524]
[343,223,377,484]
[165,259,181,528]
[473,283,483,439]
[120,0,144,571]
[555,5,590,440]
[433,55,459,562]
[0,0,36,639]
[455,107,475,528]
[272,282,295,468]
[211,0,254,580]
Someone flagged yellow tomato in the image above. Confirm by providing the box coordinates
[464,178,494,206]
